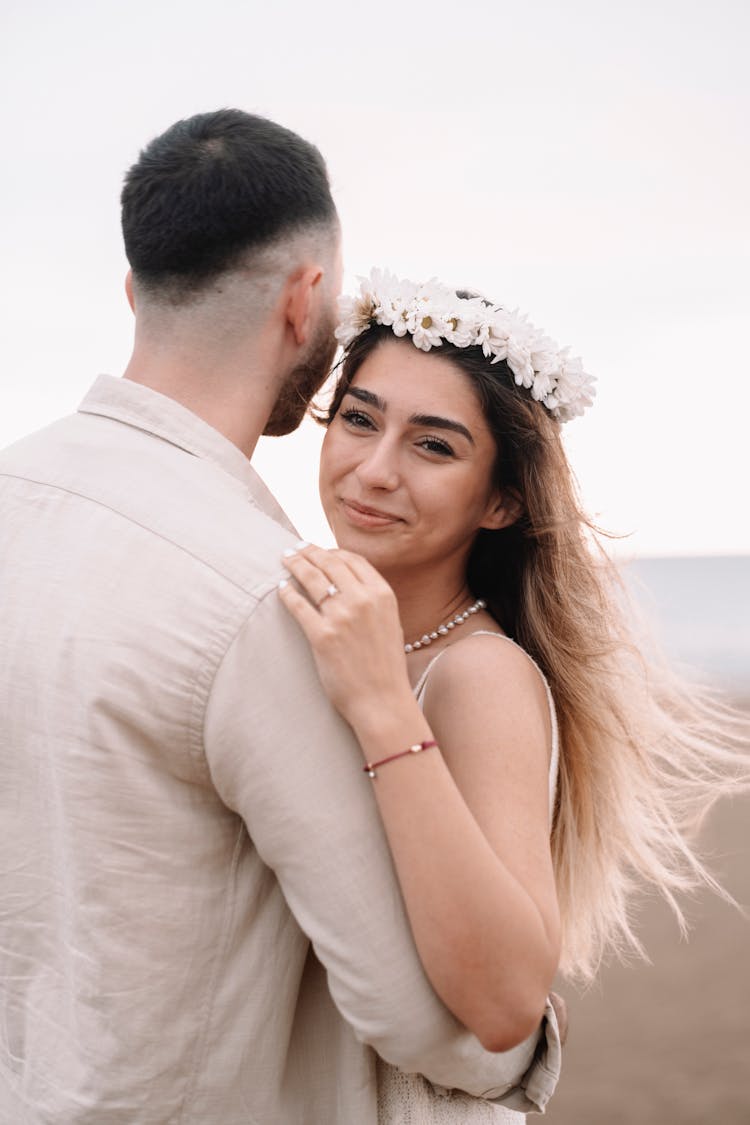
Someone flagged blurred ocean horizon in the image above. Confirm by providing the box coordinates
[624,554,749,699]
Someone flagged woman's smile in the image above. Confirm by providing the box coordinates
[338,497,405,528]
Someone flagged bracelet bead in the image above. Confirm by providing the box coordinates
[364,739,438,778]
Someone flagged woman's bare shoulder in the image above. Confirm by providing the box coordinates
[421,631,553,772]
[424,631,549,707]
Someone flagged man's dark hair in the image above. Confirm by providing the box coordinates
[121,109,337,299]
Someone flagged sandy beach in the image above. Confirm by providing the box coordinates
[546,702,750,1125]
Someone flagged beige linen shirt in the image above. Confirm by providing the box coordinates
[0,376,561,1125]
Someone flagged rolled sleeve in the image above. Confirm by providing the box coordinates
[203,585,561,1104]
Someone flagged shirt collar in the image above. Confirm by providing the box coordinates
[78,375,296,533]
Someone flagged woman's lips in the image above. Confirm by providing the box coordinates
[340,498,402,528]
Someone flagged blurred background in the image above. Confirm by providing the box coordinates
[549,556,749,1125]
[2,1,748,1120]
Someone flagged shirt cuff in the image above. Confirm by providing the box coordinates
[483,995,562,1113]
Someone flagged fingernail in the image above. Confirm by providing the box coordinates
[278,578,289,589]
[282,547,297,558]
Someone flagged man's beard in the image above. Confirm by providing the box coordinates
[263,312,338,437]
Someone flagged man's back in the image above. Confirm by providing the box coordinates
[0,378,336,1122]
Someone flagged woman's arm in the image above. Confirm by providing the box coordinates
[279,544,561,1051]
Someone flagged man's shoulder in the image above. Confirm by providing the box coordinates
[0,409,297,599]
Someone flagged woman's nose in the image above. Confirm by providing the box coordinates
[355,439,400,491]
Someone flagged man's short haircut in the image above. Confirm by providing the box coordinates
[121,109,338,300]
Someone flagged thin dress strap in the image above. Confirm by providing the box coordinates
[413,630,559,823]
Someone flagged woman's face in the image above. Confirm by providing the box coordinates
[320,338,513,580]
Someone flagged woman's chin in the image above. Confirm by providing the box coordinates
[330,525,396,569]
[332,528,376,557]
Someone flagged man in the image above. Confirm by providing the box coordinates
[0,109,561,1123]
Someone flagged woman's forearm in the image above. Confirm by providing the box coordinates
[350,696,558,1051]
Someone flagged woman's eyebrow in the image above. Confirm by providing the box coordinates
[344,386,386,411]
[408,413,474,445]
[344,386,474,444]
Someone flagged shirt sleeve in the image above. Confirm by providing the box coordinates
[203,585,561,1110]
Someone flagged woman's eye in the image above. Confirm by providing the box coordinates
[418,436,455,457]
[340,409,375,430]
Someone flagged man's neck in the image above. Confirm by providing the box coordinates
[122,345,276,461]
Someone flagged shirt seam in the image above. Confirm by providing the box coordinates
[0,470,273,598]
[194,582,284,770]
[185,592,264,767]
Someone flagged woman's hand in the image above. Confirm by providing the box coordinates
[278,543,414,733]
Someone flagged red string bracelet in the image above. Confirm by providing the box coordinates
[363,740,438,779]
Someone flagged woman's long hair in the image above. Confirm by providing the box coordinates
[322,324,750,981]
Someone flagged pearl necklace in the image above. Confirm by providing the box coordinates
[404,598,486,654]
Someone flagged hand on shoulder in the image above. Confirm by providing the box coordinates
[278,542,416,730]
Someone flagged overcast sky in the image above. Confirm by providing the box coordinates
[2,0,748,556]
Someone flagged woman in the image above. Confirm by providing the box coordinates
[278,271,748,1121]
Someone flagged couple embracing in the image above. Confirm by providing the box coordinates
[1,108,741,1125]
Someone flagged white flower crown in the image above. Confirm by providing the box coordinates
[335,268,596,422]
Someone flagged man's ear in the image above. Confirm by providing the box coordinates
[125,270,135,313]
[480,487,523,532]
[284,265,324,346]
